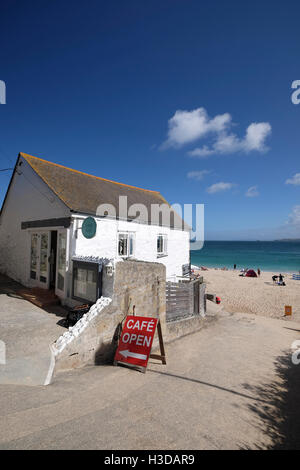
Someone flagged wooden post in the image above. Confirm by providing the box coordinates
[150,320,166,365]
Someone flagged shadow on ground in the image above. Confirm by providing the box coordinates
[148,369,270,404]
[241,352,300,450]
[0,273,68,322]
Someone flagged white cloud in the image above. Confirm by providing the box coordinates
[245,185,259,198]
[161,107,272,157]
[243,122,271,152]
[287,205,300,226]
[187,170,211,181]
[206,182,235,194]
[161,107,231,149]
[188,146,215,158]
[191,122,272,157]
[213,132,241,154]
[285,173,300,186]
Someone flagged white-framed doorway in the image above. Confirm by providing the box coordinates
[29,231,51,288]
[29,229,68,296]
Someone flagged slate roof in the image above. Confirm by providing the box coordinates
[17,153,187,229]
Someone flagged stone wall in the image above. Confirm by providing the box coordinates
[112,259,167,335]
[52,259,207,380]
[52,259,166,375]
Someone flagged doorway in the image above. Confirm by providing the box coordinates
[30,229,67,295]
[30,231,50,288]
[49,231,57,290]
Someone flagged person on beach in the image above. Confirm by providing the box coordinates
[234,264,236,270]
[257,268,261,276]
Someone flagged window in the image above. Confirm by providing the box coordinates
[72,261,102,303]
[157,234,167,256]
[118,232,135,257]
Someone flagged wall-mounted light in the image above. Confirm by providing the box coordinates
[106,261,114,277]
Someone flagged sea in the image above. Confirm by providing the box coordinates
[190,241,300,273]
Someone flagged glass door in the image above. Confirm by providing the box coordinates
[55,230,67,297]
[39,232,50,286]
[30,233,39,282]
[30,232,50,288]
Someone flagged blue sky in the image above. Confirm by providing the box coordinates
[0,0,299,240]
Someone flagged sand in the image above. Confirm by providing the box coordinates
[195,268,300,321]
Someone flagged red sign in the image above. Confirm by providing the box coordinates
[114,315,158,369]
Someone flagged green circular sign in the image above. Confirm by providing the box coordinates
[82,217,97,239]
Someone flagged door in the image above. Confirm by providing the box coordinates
[55,230,67,297]
[193,280,200,314]
[30,233,39,283]
[30,232,50,288]
[49,231,57,290]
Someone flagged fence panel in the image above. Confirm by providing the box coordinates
[166,279,203,322]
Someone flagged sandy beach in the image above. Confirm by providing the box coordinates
[194,268,300,321]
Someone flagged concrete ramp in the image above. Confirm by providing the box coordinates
[0,351,54,386]
[0,275,66,386]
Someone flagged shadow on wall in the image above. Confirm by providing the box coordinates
[0,273,23,295]
[240,352,300,450]
[94,322,123,365]
[94,288,139,365]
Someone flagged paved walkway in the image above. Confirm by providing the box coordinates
[0,275,66,386]
[0,308,299,449]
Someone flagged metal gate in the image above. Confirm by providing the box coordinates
[166,279,204,322]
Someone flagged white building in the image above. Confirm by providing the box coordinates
[0,153,190,306]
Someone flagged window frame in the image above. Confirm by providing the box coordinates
[118,232,135,258]
[72,260,102,304]
[157,234,168,257]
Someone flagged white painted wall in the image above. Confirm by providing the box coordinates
[0,156,69,285]
[71,214,190,282]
